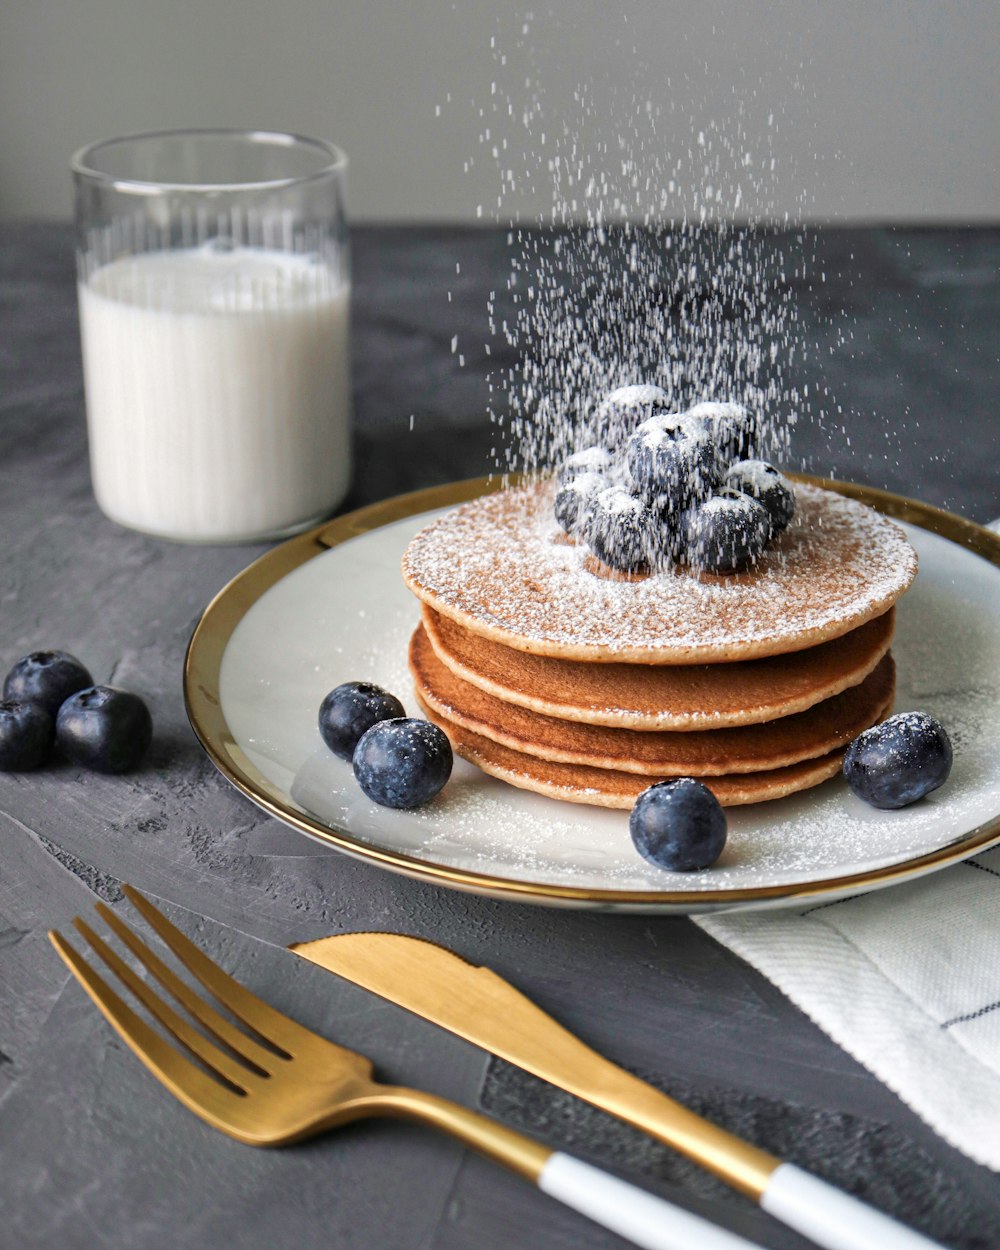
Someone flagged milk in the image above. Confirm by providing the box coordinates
[78,246,351,542]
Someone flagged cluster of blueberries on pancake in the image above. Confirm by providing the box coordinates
[553,384,796,574]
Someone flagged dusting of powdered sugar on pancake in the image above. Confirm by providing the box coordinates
[402,481,917,661]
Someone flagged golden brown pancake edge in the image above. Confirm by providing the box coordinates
[422,604,896,729]
[415,694,854,809]
[411,623,895,777]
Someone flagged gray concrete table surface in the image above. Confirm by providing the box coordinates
[1,222,998,1250]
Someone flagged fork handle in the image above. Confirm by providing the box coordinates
[366,1086,764,1250]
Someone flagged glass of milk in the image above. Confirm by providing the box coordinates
[72,129,351,543]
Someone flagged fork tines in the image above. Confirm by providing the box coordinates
[49,886,294,1124]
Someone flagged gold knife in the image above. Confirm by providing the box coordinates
[292,931,943,1250]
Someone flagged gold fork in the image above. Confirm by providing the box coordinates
[50,886,765,1250]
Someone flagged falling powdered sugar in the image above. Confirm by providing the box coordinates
[437,14,833,480]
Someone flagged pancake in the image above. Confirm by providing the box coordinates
[411,623,895,776]
[415,694,852,808]
[422,604,895,729]
[402,480,917,663]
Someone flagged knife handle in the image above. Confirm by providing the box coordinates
[539,1153,766,1250]
[761,1164,944,1250]
[548,1057,945,1248]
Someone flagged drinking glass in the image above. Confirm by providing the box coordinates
[72,128,351,543]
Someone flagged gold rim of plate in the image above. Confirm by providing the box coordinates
[183,474,1000,910]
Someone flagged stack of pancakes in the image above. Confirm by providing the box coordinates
[402,480,917,807]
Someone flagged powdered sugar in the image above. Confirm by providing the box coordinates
[597,486,643,516]
[601,384,669,410]
[687,401,746,422]
[560,446,613,480]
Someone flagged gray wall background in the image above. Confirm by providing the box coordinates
[1,0,997,224]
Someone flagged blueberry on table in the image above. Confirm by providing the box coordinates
[630,778,727,871]
[625,414,722,516]
[680,489,771,572]
[591,384,670,450]
[725,460,795,533]
[0,700,54,771]
[353,718,453,809]
[55,686,152,773]
[843,711,953,810]
[319,681,405,761]
[3,650,93,717]
[557,445,613,485]
[585,486,655,572]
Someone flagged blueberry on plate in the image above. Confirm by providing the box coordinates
[591,384,670,451]
[557,445,614,485]
[55,686,152,773]
[353,717,453,809]
[686,401,760,462]
[625,413,721,516]
[3,650,93,718]
[584,486,655,572]
[319,681,406,761]
[553,471,607,538]
[680,489,771,572]
[843,711,952,810]
[630,777,727,871]
[0,700,54,771]
[725,460,795,534]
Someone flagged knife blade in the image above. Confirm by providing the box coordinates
[292,930,944,1250]
[291,931,777,1193]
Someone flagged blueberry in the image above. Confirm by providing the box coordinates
[557,445,614,485]
[630,778,727,871]
[686,401,760,462]
[630,409,691,445]
[625,414,722,516]
[637,501,685,571]
[3,650,93,718]
[591,384,671,451]
[0,701,54,771]
[353,718,453,809]
[725,460,795,534]
[55,686,152,773]
[553,471,606,537]
[680,490,771,573]
[843,711,952,810]
[584,486,656,572]
[318,681,405,762]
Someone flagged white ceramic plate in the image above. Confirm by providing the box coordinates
[185,477,1000,912]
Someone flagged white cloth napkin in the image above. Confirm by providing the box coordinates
[697,843,1000,1170]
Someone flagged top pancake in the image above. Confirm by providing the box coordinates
[402,480,917,664]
